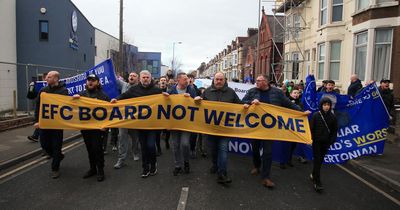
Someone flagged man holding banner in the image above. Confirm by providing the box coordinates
[243,75,304,188]
[111,70,162,178]
[34,71,68,179]
[195,72,242,184]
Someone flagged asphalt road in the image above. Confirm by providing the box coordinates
[0,138,399,210]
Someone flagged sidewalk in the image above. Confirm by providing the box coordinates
[0,126,80,166]
[348,127,400,193]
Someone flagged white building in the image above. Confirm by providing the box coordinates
[0,0,17,112]
[94,28,119,65]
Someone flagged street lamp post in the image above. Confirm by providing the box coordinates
[172,41,182,77]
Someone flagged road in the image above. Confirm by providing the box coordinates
[0,138,399,210]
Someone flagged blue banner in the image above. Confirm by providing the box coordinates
[35,59,119,99]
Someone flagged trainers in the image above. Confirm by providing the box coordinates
[314,182,323,192]
[141,168,150,178]
[309,173,314,182]
[184,162,190,174]
[27,136,39,142]
[190,151,196,159]
[51,170,60,179]
[112,146,117,151]
[250,168,260,175]
[133,154,140,161]
[82,169,96,179]
[97,168,105,182]
[298,157,308,164]
[150,164,157,176]
[209,165,217,174]
[217,175,232,184]
[173,167,183,176]
[261,179,275,189]
[114,160,126,169]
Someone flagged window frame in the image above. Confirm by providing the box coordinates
[372,28,393,82]
[39,20,49,41]
[332,0,343,22]
[320,0,328,26]
[329,41,341,80]
[317,43,326,80]
[354,31,368,81]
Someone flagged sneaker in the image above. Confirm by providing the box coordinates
[217,175,232,184]
[27,136,39,142]
[97,168,105,182]
[201,152,207,158]
[209,165,217,174]
[261,179,275,189]
[250,168,260,175]
[103,150,108,155]
[190,151,196,159]
[112,146,117,151]
[150,164,157,176]
[82,169,96,179]
[114,160,126,169]
[314,182,323,192]
[51,170,60,179]
[133,154,140,161]
[309,173,314,182]
[141,168,150,178]
[183,162,190,174]
[173,167,183,176]
[298,157,308,164]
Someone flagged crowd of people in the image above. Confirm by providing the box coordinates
[27,69,395,193]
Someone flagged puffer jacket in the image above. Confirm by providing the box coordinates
[310,98,338,144]
[34,82,68,122]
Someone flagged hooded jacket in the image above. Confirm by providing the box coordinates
[116,81,162,100]
[347,79,362,97]
[201,80,241,104]
[34,81,68,123]
[310,98,338,144]
[78,85,110,102]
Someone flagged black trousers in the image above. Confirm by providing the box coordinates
[138,130,157,170]
[40,129,63,171]
[252,140,261,168]
[189,133,197,151]
[312,141,330,183]
[81,130,105,170]
[110,128,119,146]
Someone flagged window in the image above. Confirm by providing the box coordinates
[293,14,301,39]
[84,54,86,62]
[357,0,370,11]
[292,53,299,79]
[332,0,343,22]
[39,20,49,41]
[305,50,311,61]
[152,60,159,67]
[95,46,97,56]
[318,43,325,80]
[320,0,328,26]
[329,41,341,80]
[286,15,292,41]
[372,28,393,82]
[355,32,368,80]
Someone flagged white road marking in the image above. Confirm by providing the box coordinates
[177,187,189,210]
[337,164,400,206]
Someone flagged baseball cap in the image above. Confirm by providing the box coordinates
[87,74,99,81]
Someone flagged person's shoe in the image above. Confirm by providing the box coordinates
[82,169,96,179]
[114,160,126,169]
[51,171,60,179]
[156,150,162,156]
[309,173,314,182]
[150,164,157,176]
[165,142,170,149]
[103,150,108,155]
[184,162,190,174]
[190,151,196,159]
[217,175,232,184]
[97,168,105,182]
[112,146,117,151]
[279,163,286,169]
[27,136,39,142]
[250,168,260,175]
[314,182,323,192]
[201,152,207,158]
[261,179,275,189]
[141,168,150,178]
[173,167,183,176]
[209,165,217,174]
[133,154,140,161]
[60,154,65,161]
[298,157,308,164]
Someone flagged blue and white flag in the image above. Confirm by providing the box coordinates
[35,59,119,98]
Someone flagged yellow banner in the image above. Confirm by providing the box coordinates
[39,93,312,144]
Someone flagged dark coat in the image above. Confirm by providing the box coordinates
[347,79,363,97]
[310,98,338,145]
[242,86,301,111]
[289,96,304,111]
[201,82,241,104]
[116,82,162,100]
[78,86,110,102]
[34,82,68,122]
[168,84,197,98]
[379,87,395,116]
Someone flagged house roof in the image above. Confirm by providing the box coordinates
[275,0,305,13]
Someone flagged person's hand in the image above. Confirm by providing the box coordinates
[183,93,190,97]
[251,99,260,105]
[34,123,39,129]
[72,94,80,99]
[243,104,250,109]
[304,110,312,115]
[100,128,107,131]
[194,96,202,102]
[110,98,117,103]
[162,92,170,97]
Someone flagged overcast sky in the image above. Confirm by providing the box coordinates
[71,0,274,72]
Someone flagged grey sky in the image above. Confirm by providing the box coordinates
[71,0,273,71]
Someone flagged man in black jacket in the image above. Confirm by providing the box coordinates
[379,79,395,122]
[33,71,68,179]
[73,74,110,182]
[347,74,362,98]
[242,75,305,189]
[111,70,162,178]
[194,72,242,184]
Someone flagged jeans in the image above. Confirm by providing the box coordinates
[171,131,191,168]
[207,135,229,176]
[32,128,40,139]
[312,141,330,184]
[138,130,157,170]
[81,130,105,170]
[40,129,63,171]
[252,140,273,179]
[117,128,139,161]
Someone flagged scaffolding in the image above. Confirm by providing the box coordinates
[258,0,309,83]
